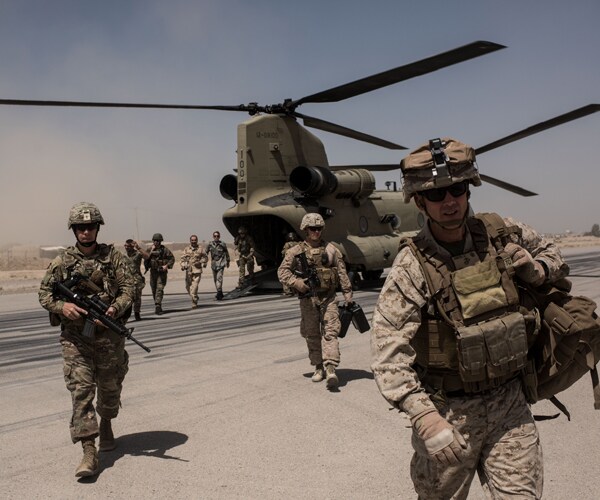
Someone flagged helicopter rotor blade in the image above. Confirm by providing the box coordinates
[0,98,253,112]
[476,104,600,155]
[297,112,406,150]
[479,173,537,196]
[329,164,399,171]
[293,41,505,106]
[330,164,537,196]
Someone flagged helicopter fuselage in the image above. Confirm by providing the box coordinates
[220,114,422,274]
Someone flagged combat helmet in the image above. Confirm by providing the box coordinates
[67,202,105,229]
[152,233,164,241]
[400,138,481,203]
[300,213,325,230]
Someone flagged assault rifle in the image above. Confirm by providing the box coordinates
[53,274,151,353]
[294,252,320,298]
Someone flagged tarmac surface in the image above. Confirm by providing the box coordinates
[0,247,599,499]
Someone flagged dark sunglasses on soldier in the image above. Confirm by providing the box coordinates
[307,226,323,232]
[72,223,98,232]
[419,181,468,202]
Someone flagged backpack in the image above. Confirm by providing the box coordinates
[477,213,600,418]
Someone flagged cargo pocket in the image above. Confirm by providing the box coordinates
[483,312,528,379]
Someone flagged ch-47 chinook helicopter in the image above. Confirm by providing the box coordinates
[1,40,598,293]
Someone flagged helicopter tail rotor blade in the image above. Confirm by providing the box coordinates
[0,98,251,112]
[297,113,406,150]
[479,173,537,197]
[294,41,505,106]
[476,104,600,155]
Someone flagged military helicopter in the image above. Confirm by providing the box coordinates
[1,41,598,292]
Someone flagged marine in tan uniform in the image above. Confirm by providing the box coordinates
[278,213,353,389]
[371,138,569,498]
[124,239,147,320]
[180,234,208,308]
[234,226,255,287]
[39,202,135,478]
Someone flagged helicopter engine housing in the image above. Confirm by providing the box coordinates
[290,166,375,199]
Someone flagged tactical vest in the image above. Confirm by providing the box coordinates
[235,236,255,257]
[49,244,123,330]
[407,214,540,394]
[301,242,339,294]
[61,244,121,303]
[148,246,168,271]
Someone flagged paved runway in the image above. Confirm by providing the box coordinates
[1,248,599,499]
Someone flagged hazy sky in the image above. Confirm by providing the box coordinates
[1,0,598,246]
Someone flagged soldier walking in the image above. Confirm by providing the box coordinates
[180,234,208,308]
[206,230,230,300]
[124,239,147,321]
[39,202,135,477]
[234,226,255,287]
[145,233,175,315]
[278,213,353,389]
[370,138,570,498]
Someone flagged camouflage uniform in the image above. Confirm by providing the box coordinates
[371,218,568,498]
[180,244,208,306]
[234,231,256,287]
[39,244,134,443]
[281,239,300,295]
[146,243,175,309]
[124,247,145,315]
[278,240,352,368]
[207,239,230,296]
[371,137,572,498]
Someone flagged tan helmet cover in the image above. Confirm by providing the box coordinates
[400,138,481,202]
[67,202,105,229]
[300,213,325,230]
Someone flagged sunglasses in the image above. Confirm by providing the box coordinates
[72,223,98,232]
[213,234,220,238]
[419,182,468,202]
[307,226,323,232]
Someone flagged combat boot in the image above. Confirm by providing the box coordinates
[99,418,116,452]
[75,439,99,478]
[216,291,224,301]
[311,364,325,382]
[134,311,141,321]
[325,364,339,389]
[155,305,163,315]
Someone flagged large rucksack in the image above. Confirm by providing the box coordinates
[478,213,600,417]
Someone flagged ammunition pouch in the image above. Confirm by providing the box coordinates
[457,312,528,383]
[316,267,337,293]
